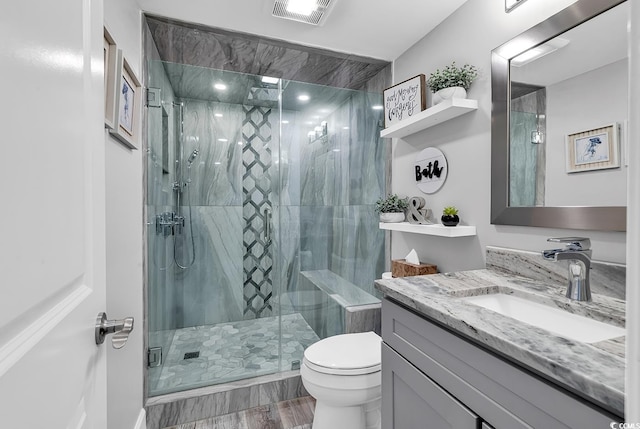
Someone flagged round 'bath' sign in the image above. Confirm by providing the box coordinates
[414,147,448,194]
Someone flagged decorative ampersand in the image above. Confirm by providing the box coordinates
[407,197,433,224]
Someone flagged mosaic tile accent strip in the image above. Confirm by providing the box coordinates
[152,313,319,396]
[242,105,274,318]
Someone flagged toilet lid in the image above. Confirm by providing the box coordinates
[303,332,381,375]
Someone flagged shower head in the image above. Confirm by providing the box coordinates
[187,149,199,166]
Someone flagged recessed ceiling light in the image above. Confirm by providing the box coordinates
[281,120,289,124]
[214,113,223,117]
[286,0,317,16]
[262,76,280,84]
[372,105,383,110]
[237,141,243,145]
[298,94,310,101]
[214,83,227,91]
[214,161,222,165]
[218,138,228,142]
[343,127,350,130]
[332,149,341,152]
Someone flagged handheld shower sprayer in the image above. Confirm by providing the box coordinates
[187,149,199,166]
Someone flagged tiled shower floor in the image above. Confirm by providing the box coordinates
[150,313,320,396]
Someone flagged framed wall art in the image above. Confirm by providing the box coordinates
[565,123,619,173]
[103,26,118,129]
[110,50,141,150]
[383,74,426,128]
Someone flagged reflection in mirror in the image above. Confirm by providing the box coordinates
[508,1,627,208]
[491,0,627,231]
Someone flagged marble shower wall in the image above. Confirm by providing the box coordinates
[180,99,244,206]
[297,91,386,293]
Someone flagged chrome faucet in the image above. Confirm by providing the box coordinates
[542,237,592,302]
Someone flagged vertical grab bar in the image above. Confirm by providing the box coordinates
[263,208,272,243]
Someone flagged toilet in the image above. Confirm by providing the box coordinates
[300,331,382,429]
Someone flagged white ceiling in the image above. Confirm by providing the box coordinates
[137,0,468,61]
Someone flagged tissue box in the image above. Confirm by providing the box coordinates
[391,259,438,278]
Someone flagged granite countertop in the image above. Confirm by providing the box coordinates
[375,269,626,416]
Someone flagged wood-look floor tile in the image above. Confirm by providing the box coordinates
[277,397,315,428]
[191,411,249,429]
[163,396,315,429]
[243,404,282,429]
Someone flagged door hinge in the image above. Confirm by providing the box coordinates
[146,87,162,108]
[148,347,162,368]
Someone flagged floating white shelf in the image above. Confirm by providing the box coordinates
[379,222,476,237]
[380,98,478,139]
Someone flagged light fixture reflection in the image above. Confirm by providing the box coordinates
[298,94,310,102]
[531,130,544,144]
[214,83,227,90]
[511,38,570,67]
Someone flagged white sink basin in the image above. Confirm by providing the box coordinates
[462,293,625,343]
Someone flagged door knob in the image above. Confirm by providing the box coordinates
[95,312,134,349]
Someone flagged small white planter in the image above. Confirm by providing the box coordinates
[432,87,467,105]
[380,212,405,223]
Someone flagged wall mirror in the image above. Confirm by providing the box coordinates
[491,0,627,231]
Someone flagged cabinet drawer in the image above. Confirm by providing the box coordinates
[382,298,619,428]
[382,343,479,429]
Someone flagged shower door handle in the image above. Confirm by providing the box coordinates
[95,312,134,349]
[263,208,272,243]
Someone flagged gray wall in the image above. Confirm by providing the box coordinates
[545,59,627,207]
[391,0,626,270]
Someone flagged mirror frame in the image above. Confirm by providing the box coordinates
[491,0,626,232]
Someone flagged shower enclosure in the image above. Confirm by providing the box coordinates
[146,60,387,397]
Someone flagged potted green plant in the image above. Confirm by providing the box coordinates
[426,62,478,105]
[375,194,409,223]
[441,206,460,227]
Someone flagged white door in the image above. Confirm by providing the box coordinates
[0,0,108,427]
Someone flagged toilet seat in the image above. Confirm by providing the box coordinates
[303,332,381,376]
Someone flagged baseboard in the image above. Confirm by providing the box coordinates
[134,408,146,429]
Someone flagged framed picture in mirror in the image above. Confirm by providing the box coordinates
[565,123,619,173]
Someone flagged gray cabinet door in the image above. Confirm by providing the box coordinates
[382,343,480,429]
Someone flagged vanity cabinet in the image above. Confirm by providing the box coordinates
[381,298,620,429]
[382,343,479,428]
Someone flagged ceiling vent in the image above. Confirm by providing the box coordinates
[272,0,337,26]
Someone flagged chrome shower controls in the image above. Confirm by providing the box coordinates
[155,212,186,236]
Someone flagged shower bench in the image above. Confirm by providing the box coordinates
[283,270,381,338]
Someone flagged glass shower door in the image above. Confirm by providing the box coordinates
[146,63,286,396]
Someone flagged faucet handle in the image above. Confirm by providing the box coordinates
[547,237,591,251]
